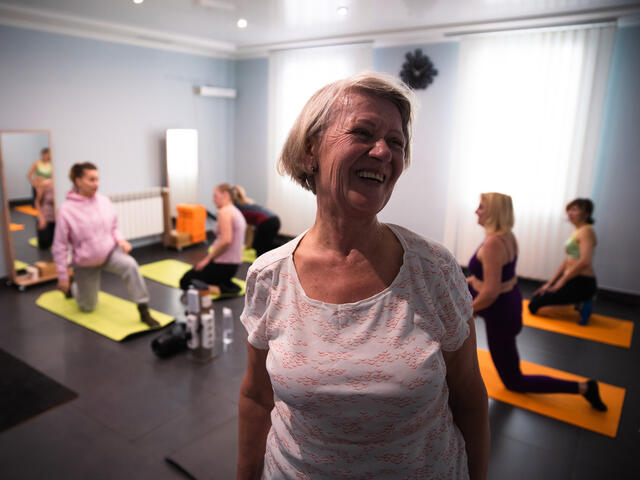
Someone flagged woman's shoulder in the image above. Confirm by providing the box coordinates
[576,224,596,241]
[94,193,115,208]
[480,233,506,251]
[219,203,234,213]
[230,203,245,216]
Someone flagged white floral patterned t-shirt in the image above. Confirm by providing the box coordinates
[241,224,473,480]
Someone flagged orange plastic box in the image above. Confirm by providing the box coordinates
[176,204,206,244]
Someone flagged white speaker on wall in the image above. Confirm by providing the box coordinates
[194,85,237,98]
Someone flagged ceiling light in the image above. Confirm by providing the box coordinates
[337,6,349,16]
[237,18,248,29]
[197,0,236,11]
[133,0,144,4]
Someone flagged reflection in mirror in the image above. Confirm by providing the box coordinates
[0,130,58,288]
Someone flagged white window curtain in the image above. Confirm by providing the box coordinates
[266,43,373,236]
[443,24,616,280]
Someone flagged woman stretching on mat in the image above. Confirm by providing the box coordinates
[231,185,281,257]
[528,198,597,323]
[179,183,246,296]
[467,192,606,410]
[52,162,159,327]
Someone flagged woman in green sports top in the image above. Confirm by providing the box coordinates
[528,198,597,317]
[27,147,53,205]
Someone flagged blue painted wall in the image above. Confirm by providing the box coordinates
[0,25,235,203]
[592,25,640,294]
[234,58,270,205]
[0,23,638,293]
[0,25,235,277]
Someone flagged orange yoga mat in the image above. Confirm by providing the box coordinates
[522,300,633,348]
[10,223,24,231]
[14,205,39,216]
[477,349,625,437]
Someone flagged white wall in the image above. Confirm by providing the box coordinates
[374,43,460,243]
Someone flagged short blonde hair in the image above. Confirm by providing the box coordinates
[278,71,416,193]
[481,192,514,234]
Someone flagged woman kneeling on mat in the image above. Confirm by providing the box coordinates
[467,193,606,410]
[52,162,159,327]
[528,198,597,323]
[179,183,246,296]
[231,185,281,257]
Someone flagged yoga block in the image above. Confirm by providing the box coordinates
[168,230,192,248]
[35,261,57,277]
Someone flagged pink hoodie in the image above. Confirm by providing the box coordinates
[52,191,124,281]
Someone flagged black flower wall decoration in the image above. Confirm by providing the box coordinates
[399,48,438,90]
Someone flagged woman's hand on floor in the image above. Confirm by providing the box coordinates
[533,283,551,296]
[195,258,210,271]
[58,279,70,294]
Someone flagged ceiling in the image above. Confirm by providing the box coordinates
[1,0,639,57]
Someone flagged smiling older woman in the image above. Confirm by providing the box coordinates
[237,72,490,480]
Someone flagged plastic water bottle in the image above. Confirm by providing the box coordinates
[222,307,233,345]
[201,312,215,349]
[186,314,199,349]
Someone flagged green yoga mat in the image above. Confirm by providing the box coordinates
[36,291,173,342]
[28,237,38,248]
[139,259,246,299]
[14,260,29,271]
[243,247,257,264]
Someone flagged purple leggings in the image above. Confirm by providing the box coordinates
[471,285,579,394]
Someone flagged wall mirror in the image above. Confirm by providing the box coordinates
[0,130,58,289]
[166,128,199,217]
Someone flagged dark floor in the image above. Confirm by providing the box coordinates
[0,220,638,479]
[10,209,55,267]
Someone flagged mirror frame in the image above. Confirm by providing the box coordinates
[0,129,54,289]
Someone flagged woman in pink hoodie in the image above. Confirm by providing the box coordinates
[52,162,159,327]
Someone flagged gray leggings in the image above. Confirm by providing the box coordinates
[72,246,149,312]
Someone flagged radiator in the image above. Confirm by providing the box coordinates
[108,187,168,241]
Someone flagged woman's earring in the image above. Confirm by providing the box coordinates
[311,165,318,174]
